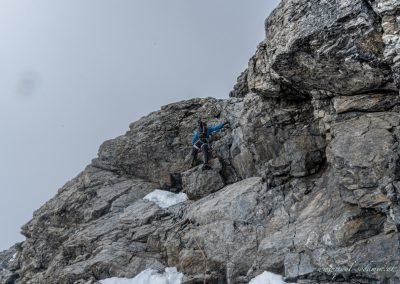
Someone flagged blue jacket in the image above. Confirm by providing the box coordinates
[192,123,225,145]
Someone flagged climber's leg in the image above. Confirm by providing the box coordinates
[201,143,210,169]
[190,147,198,167]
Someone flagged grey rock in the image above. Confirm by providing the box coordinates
[333,92,400,114]
[185,177,263,225]
[229,69,249,98]
[3,0,400,283]
[94,97,228,189]
[246,0,397,97]
[181,159,225,200]
[0,244,20,284]
[366,0,400,89]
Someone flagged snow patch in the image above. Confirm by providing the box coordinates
[9,253,17,263]
[143,190,187,208]
[99,267,183,284]
[249,271,294,284]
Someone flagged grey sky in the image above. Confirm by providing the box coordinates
[0,0,279,250]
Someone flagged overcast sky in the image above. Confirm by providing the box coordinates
[0,0,279,250]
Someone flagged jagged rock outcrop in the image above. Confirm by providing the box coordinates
[233,0,399,98]
[2,0,400,283]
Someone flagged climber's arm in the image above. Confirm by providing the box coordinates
[192,131,198,145]
[207,122,225,134]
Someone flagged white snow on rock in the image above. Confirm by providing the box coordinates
[9,253,17,263]
[143,189,188,208]
[249,271,294,284]
[99,267,183,284]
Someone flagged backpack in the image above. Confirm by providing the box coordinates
[197,121,207,140]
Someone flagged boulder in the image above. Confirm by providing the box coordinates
[181,159,225,200]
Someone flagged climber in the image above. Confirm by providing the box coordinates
[190,118,229,170]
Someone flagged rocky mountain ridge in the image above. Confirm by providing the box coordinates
[1,0,400,283]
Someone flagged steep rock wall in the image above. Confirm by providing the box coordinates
[1,0,400,283]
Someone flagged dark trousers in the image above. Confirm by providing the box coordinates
[191,140,209,165]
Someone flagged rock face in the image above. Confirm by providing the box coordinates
[239,0,399,98]
[2,0,400,283]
